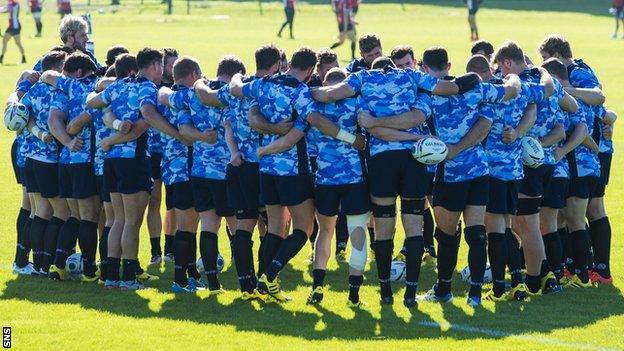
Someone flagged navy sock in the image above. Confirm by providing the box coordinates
[99,227,110,281]
[589,217,611,278]
[30,216,49,271]
[423,207,436,257]
[404,236,424,300]
[78,220,98,276]
[164,234,174,255]
[42,217,64,272]
[150,236,162,257]
[373,239,393,299]
[570,229,591,282]
[257,235,267,277]
[335,214,348,253]
[233,230,254,293]
[200,231,220,289]
[488,232,508,297]
[107,257,121,281]
[542,231,564,280]
[53,217,80,269]
[16,215,32,268]
[434,228,460,296]
[121,259,138,281]
[465,225,487,298]
[312,269,326,288]
[173,230,192,286]
[559,227,574,273]
[260,233,283,277]
[348,275,363,303]
[526,274,540,293]
[14,208,30,266]
[266,229,308,281]
[505,228,523,287]
[187,233,200,279]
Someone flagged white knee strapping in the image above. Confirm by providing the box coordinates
[347,213,369,271]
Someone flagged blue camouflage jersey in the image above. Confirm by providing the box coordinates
[170,80,230,180]
[429,79,507,182]
[90,107,108,176]
[241,73,315,176]
[485,77,546,181]
[313,97,365,185]
[16,131,30,168]
[345,57,370,73]
[522,69,566,165]
[218,77,261,163]
[21,82,69,163]
[345,67,437,157]
[595,107,613,154]
[568,100,600,178]
[54,75,98,164]
[99,75,149,159]
[161,84,191,186]
[147,81,173,157]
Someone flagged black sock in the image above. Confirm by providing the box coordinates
[525,274,540,293]
[257,235,267,277]
[505,228,523,287]
[164,234,174,256]
[78,220,98,276]
[570,229,590,282]
[187,233,200,279]
[260,233,283,276]
[559,227,574,273]
[200,231,220,289]
[465,226,487,298]
[310,218,318,248]
[42,217,64,272]
[53,217,79,269]
[312,269,326,288]
[404,236,424,300]
[368,227,375,250]
[589,217,611,278]
[14,208,30,266]
[173,230,192,286]
[348,275,363,303]
[99,227,110,281]
[488,232,508,297]
[35,21,42,34]
[16,215,32,268]
[542,231,564,280]
[335,214,348,253]
[30,216,49,271]
[266,229,308,281]
[108,257,121,281]
[233,230,254,292]
[150,236,162,257]
[373,239,393,299]
[350,41,356,59]
[423,207,435,256]
[121,259,138,281]
[540,259,551,278]
[434,228,460,296]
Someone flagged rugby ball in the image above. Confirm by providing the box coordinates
[390,260,406,282]
[4,102,29,131]
[66,253,83,276]
[460,264,492,284]
[412,137,448,165]
[196,253,225,274]
[521,136,544,168]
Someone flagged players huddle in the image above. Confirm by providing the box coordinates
[7,15,615,308]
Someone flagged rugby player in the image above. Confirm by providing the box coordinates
[0,0,27,64]
[345,33,382,73]
[329,0,357,60]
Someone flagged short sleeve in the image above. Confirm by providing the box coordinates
[176,109,192,126]
[345,71,363,93]
[241,79,261,100]
[407,69,439,93]
[552,79,565,100]
[56,75,73,95]
[413,93,432,117]
[524,82,546,104]
[570,68,600,89]
[16,79,33,94]
[293,86,316,120]
[20,91,31,108]
[100,84,113,105]
[51,92,69,113]
[168,89,190,110]
[478,102,495,122]
[479,82,507,104]
[139,81,158,108]
[217,85,231,107]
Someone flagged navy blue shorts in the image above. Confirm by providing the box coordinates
[150,152,162,180]
[165,181,194,211]
[5,26,21,36]
[25,158,59,198]
[59,163,98,199]
[367,150,428,199]
[226,162,261,212]
[11,139,23,185]
[103,157,152,195]
[425,171,435,197]
[260,172,314,206]
[96,175,111,203]
[541,177,568,209]
[315,182,370,217]
[433,175,489,212]
[519,164,554,197]
[592,153,612,198]
[191,177,234,216]
[486,177,519,215]
[568,176,598,200]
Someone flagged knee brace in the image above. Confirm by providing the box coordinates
[517,198,541,216]
[236,208,259,220]
[401,198,425,215]
[347,213,369,271]
[372,203,396,218]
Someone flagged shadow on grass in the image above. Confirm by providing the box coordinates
[2,256,623,342]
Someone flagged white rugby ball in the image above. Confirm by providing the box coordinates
[196,253,225,274]
[4,102,29,131]
[412,137,448,165]
[390,260,406,282]
[460,264,492,284]
[521,136,544,168]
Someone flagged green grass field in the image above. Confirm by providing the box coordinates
[0,1,623,350]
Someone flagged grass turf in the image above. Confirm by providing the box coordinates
[0,1,623,350]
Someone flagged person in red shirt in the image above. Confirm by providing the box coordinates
[612,0,624,38]
[29,0,41,37]
[277,0,295,39]
[330,0,357,60]
[0,0,27,64]
[57,0,71,17]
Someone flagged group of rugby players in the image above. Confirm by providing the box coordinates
[8,14,615,308]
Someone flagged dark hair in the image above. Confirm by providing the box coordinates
[539,34,573,59]
[172,56,201,81]
[466,54,491,74]
[371,56,395,70]
[390,45,414,62]
[63,52,97,75]
[494,41,525,64]
[255,44,281,70]
[542,57,569,81]
[217,55,246,76]
[162,47,179,64]
[290,47,317,70]
[105,45,129,66]
[105,65,116,77]
[422,46,448,71]
[471,40,494,56]
[42,51,68,71]
[49,45,74,55]
[114,53,138,78]
[324,67,347,83]
[136,47,163,70]
[280,50,287,62]
[316,48,338,68]
[359,33,381,53]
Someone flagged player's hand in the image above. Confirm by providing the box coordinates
[202,128,217,144]
[446,143,459,160]
[28,72,41,84]
[230,151,244,166]
[357,111,376,129]
[256,147,266,159]
[41,132,54,144]
[67,137,84,151]
[118,120,133,134]
[603,124,613,141]
[275,120,294,135]
[352,133,366,151]
[502,125,518,144]
[101,138,112,152]
[553,147,565,162]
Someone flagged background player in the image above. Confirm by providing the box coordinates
[277,0,295,39]
[1,0,27,64]
[465,0,481,41]
[329,0,357,60]
[29,0,41,37]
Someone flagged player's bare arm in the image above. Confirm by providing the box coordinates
[311,82,356,102]
[194,79,225,107]
[248,104,292,135]
[179,123,217,144]
[539,122,565,147]
[558,91,579,113]
[446,116,492,160]
[256,128,306,158]
[101,119,150,152]
[357,109,425,130]
[564,86,606,106]
[503,103,536,144]
[554,122,589,161]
